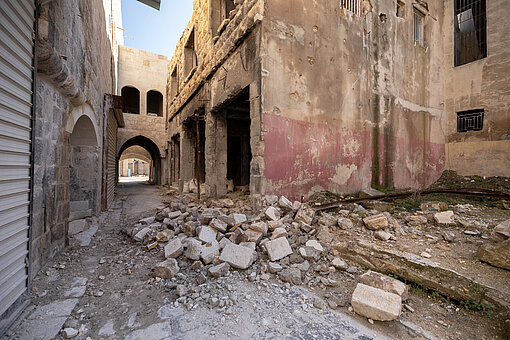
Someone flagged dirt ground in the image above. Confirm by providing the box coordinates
[5,172,510,340]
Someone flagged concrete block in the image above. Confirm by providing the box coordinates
[265,206,281,221]
[351,283,401,321]
[183,238,202,260]
[200,240,220,264]
[198,225,217,243]
[219,243,256,269]
[266,237,293,261]
[278,196,293,210]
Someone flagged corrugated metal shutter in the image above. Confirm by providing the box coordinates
[0,0,35,327]
[106,111,117,208]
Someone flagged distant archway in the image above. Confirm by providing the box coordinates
[122,86,140,114]
[118,135,161,184]
[118,146,152,181]
[147,90,163,116]
[69,114,100,221]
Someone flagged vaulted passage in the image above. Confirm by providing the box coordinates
[118,136,161,184]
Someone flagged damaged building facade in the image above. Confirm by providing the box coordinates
[166,0,510,200]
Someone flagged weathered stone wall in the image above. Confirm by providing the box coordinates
[32,0,119,276]
[443,0,510,177]
[117,46,168,184]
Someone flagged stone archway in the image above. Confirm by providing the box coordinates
[118,135,161,185]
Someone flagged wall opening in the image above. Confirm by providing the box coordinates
[121,86,140,114]
[171,135,180,186]
[147,90,163,116]
[396,0,405,18]
[170,67,179,98]
[69,115,99,221]
[454,0,487,66]
[118,136,161,185]
[226,88,251,189]
[118,145,152,182]
[184,29,197,78]
[182,111,206,186]
[413,9,425,46]
[457,109,484,132]
[211,0,236,38]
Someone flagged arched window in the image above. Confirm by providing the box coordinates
[121,86,140,114]
[147,90,163,116]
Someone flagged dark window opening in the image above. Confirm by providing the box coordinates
[170,67,179,98]
[457,109,484,132]
[454,0,486,66]
[397,0,405,18]
[184,29,197,77]
[147,90,163,116]
[226,88,251,189]
[413,9,424,45]
[121,86,140,114]
[212,0,236,39]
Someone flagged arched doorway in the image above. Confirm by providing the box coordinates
[118,145,152,182]
[69,114,100,220]
[118,136,161,185]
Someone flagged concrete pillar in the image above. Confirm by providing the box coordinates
[205,110,227,197]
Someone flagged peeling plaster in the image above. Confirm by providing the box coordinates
[395,97,443,117]
[330,164,357,186]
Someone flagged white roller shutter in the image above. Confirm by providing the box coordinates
[0,0,35,329]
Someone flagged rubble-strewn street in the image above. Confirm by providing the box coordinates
[6,172,510,340]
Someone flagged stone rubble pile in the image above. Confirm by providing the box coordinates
[122,192,506,321]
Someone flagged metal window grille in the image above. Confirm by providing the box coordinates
[414,11,424,45]
[454,0,487,66]
[341,0,362,16]
[457,109,484,132]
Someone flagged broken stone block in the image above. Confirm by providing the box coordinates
[219,237,232,249]
[156,229,175,243]
[199,214,215,225]
[433,211,455,225]
[167,211,182,219]
[363,214,389,230]
[407,215,428,226]
[318,213,337,227]
[299,246,321,261]
[182,238,202,261]
[359,187,385,198]
[239,241,256,250]
[268,220,283,230]
[316,226,334,243]
[374,230,392,241]
[182,221,196,236]
[270,227,288,240]
[208,262,230,278]
[337,217,354,229]
[140,216,156,225]
[153,258,180,279]
[233,213,247,225]
[62,328,79,338]
[68,219,88,236]
[294,204,315,225]
[351,283,401,321]
[245,229,263,243]
[209,218,228,233]
[477,239,510,270]
[359,271,409,301]
[278,267,302,285]
[266,237,293,261]
[200,240,220,265]
[265,206,281,221]
[441,230,456,243]
[331,258,348,271]
[219,243,256,269]
[265,195,278,205]
[176,284,187,297]
[218,214,235,227]
[164,238,183,259]
[278,196,293,211]
[491,219,510,242]
[249,221,268,235]
[305,240,323,252]
[198,226,217,243]
[291,260,310,272]
[268,262,283,273]
[220,198,235,208]
[133,227,151,242]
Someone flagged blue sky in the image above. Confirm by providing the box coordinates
[121,0,193,57]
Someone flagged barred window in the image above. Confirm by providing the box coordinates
[414,10,424,46]
[454,0,487,66]
[457,109,484,132]
[341,0,362,16]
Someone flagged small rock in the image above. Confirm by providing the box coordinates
[278,268,302,285]
[299,246,321,261]
[153,258,180,279]
[208,262,230,278]
[268,262,283,273]
[464,230,481,236]
[433,211,455,225]
[209,218,228,233]
[140,216,156,225]
[420,251,432,258]
[331,258,348,271]
[374,230,392,241]
[337,217,354,229]
[233,214,247,225]
[133,227,151,242]
[200,240,220,264]
[62,328,79,338]
[198,226,218,243]
[318,213,337,227]
[305,240,323,252]
[156,230,175,243]
[294,204,315,225]
[249,221,268,235]
[245,229,263,243]
[265,195,278,205]
[278,196,293,210]
[270,227,288,240]
[441,230,456,243]
[265,206,281,221]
